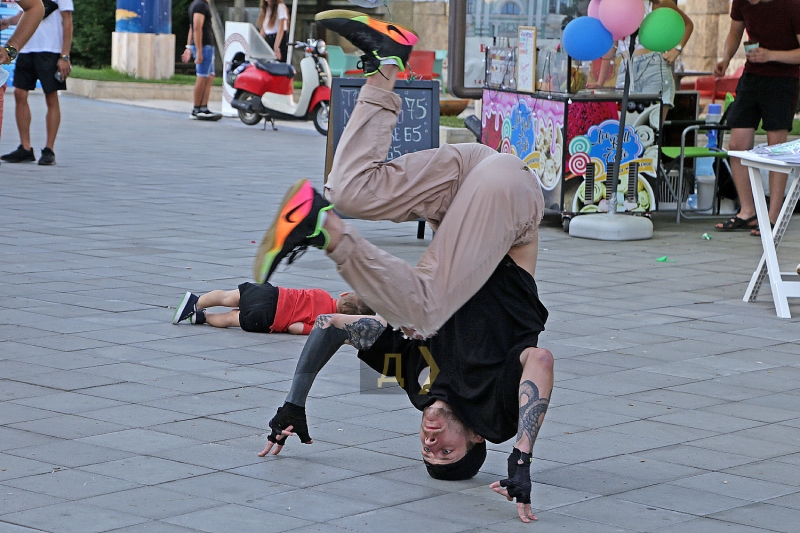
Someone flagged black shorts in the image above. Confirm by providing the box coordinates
[238,282,279,333]
[14,52,66,94]
[726,73,799,132]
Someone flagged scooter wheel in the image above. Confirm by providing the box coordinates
[237,92,262,126]
[313,101,329,136]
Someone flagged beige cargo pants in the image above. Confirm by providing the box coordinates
[326,84,544,337]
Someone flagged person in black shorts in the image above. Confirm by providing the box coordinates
[0,0,72,166]
[714,0,800,236]
[258,252,554,524]
[172,283,373,334]
[0,0,46,156]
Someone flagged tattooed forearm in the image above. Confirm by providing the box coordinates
[343,317,386,350]
[314,314,333,330]
[516,380,549,445]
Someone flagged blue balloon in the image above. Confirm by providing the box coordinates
[562,17,614,62]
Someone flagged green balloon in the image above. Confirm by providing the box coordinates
[639,8,685,53]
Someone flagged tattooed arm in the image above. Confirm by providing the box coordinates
[259,314,388,457]
[490,347,554,523]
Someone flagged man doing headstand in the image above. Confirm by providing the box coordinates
[250,10,553,522]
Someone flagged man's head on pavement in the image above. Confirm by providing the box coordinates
[420,400,486,480]
[336,292,375,316]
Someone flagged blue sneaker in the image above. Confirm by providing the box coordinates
[172,292,199,324]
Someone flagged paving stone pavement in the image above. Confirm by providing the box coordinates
[1,93,800,533]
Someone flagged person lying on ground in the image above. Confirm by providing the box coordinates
[171,283,373,334]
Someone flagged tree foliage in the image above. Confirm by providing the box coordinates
[71,0,116,68]
[70,0,195,69]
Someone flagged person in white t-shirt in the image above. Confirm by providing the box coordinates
[257,0,289,61]
[0,0,45,161]
[1,0,73,166]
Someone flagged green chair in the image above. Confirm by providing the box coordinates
[660,93,734,222]
[326,45,347,77]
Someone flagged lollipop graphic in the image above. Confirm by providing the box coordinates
[568,152,591,175]
[569,135,592,155]
[502,118,513,141]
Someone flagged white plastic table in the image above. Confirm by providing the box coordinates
[729,151,800,318]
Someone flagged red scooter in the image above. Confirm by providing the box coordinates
[227,39,331,135]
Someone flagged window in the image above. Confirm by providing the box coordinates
[500,2,521,15]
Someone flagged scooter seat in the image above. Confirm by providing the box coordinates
[254,60,295,78]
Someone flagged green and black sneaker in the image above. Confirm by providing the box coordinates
[315,10,418,75]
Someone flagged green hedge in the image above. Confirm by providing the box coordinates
[71,0,194,69]
[71,0,116,68]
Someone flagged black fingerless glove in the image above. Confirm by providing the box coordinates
[499,447,532,504]
[268,402,312,444]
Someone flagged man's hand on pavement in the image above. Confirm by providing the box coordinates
[714,59,729,77]
[195,52,203,65]
[258,425,294,456]
[257,402,313,457]
[490,447,537,523]
[181,48,192,63]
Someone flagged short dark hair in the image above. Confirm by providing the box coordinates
[338,293,375,315]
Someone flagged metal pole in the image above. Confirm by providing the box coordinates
[287,0,298,64]
[608,32,637,216]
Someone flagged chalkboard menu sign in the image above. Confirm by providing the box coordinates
[326,78,440,179]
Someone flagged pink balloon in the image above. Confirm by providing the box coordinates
[598,0,645,38]
[613,33,625,41]
[588,0,601,18]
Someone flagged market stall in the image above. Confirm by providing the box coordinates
[481,41,662,229]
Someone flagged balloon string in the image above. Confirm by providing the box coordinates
[384,0,392,21]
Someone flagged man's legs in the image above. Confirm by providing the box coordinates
[257,17,542,336]
[193,76,209,108]
[204,310,240,328]
[323,68,542,336]
[201,75,214,108]
[720,128,790,233]
[14,87,32,150]
[193,289,241,328]
[716,127,759,228]
[197,289,240,309]
[44,90,60,150]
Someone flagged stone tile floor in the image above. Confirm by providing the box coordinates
[0,93,799,532]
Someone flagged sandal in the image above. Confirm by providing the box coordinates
[715,215,758,231]
[751,222,775,237]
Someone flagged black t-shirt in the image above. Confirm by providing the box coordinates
[189,0,215,48]
[358,255,548,443]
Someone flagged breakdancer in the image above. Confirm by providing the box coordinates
[252,10,553,523]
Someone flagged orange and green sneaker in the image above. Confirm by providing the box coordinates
[253,179,334,283]
[315,10,418,74]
